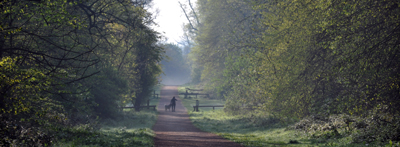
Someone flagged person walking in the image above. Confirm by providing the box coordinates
[170,96,178,112]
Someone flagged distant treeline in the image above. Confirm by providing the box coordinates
[0,0,162,145]
[186,0,399,118]
[160,43,191,85]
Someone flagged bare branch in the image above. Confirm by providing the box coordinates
[188,0,200,26]
[179,1,198,32]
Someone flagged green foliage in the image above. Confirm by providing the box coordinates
[0,57,52,115]
[187,0,263,99]
[1,0,163,145]
[0,56,65,146]
[160,43,191,84]
[187,0,400,144]
[246,0,400,118]
[291,108,400,145]
[189,64,203,84]
[189,0,400,116]
[180,94,393,146]
[53,110,157,147]
[180,97,311,146]
[88,66,128,119]
[56,128,153,147]
[0,116,53,146]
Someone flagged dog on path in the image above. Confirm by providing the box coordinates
[165,104,172,111]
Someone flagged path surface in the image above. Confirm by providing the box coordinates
[153,86,243,147]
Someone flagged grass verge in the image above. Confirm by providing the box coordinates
[53,109,157,147]
[178,86,392,147]
[53,85,162,147]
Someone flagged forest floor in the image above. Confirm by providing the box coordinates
[152,85,243,147]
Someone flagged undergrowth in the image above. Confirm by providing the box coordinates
[290,106,400,146]
[179,89,306,146]
[52,85,161,147]
[0,85,162,147]
[186,108,317,147]
[53,109,157,147]
[179,85,399,146]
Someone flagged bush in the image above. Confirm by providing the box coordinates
[0,115,52,146]
[290,107,400,144]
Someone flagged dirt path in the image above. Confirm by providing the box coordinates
[153,86,243,147]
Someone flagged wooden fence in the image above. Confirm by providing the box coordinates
[120,99,156,110]
[192,100,224,112]
[179,88,209,98]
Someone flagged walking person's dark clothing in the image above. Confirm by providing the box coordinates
[170,97,178,112]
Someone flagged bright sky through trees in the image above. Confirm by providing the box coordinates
[150,0,196,43]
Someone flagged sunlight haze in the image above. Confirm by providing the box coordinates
[150,0,196,44]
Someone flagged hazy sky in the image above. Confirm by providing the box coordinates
[150,0,196,44]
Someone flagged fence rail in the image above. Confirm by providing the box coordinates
[192,105,224,111]
[179,87,209,98]
[120,99,156,110]
[121,105,156,110]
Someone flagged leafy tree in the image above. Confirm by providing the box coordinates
[0,0,163,145]
[187,0,400,121]
[187,0,262,94]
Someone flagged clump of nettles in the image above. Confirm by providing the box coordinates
[289,106,400,144]
[0,115,52,147]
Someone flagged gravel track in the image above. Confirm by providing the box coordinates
[153,86,243,147]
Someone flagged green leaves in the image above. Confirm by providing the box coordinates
[1,0,163,145]
[0,57,52,115]
[189,0,400,123]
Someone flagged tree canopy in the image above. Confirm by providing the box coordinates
[187,0,400,119]
[0,0,163,145]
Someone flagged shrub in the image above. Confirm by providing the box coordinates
[290,106,400,144]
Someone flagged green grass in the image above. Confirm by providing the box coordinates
[53,85,163,147]
[178,87,382,147]
[185,110,312,146]
[53,110,157,147]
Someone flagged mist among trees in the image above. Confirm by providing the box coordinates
[160,43,191,85]
[1,0,162,145]
[1,0,399,146]
[180,0,400,144]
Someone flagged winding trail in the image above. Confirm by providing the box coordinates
[153,86,243,147]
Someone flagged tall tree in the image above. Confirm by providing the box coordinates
[187,0,400,120]
[0,0,163,145]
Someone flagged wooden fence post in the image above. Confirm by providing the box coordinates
[196,100,198,112]
[147,100,150,109]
